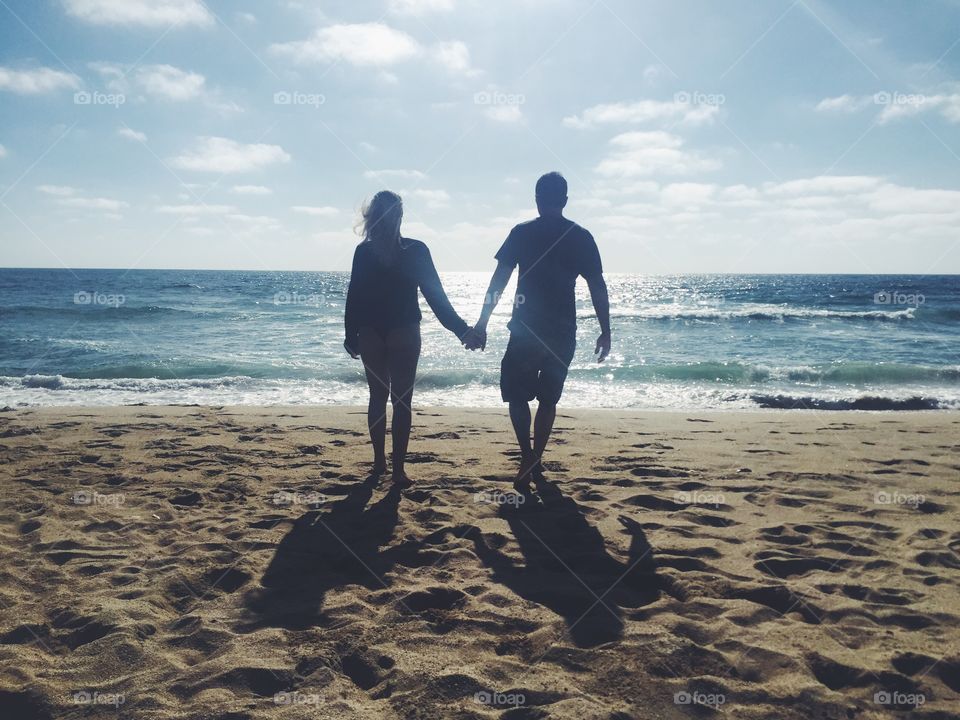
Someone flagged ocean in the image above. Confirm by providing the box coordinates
[0,269,957,410]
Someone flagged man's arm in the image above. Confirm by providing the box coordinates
[469,260,514,350]
[586,273,611,362]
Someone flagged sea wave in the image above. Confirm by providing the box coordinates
[3,371,959,411]
[582,304,920,322]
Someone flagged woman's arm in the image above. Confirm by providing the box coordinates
[416,245,469,340]
[343,247,362,357]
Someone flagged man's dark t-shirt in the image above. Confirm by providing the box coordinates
[495,216,602,346]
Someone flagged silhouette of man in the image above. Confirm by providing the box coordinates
[469,172,611,493]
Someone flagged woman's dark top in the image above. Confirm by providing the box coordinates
[344,238,469,348]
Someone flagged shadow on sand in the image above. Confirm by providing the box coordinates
[471,478,660,647]
[245,475,407,629]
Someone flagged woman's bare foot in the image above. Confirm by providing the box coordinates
[391,472,413,489]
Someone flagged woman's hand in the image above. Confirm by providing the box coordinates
[344,339,360,359]
[462,326,486,351]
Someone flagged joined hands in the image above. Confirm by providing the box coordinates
[461,325,487,351]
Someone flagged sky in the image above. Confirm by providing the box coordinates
[0,0,958,274]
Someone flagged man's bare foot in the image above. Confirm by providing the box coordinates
[371,460,387,476]
[513,456,538,493]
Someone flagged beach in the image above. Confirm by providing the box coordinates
[1,405,957,719]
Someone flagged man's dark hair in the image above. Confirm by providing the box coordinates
[535,172,567,206]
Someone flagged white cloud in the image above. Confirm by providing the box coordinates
[432,41,479,76]
[563,98,719,129]
[235,11,257,25]
[293,205,339,216]
[595,131,721,178]
[271,23,421,67]
[0,66,80,94]
[60,196,128,211]
[815,94,868,113]
[0,144,6,158]
[37,184,77,196]
[485,105,523,123]
[170,137,291,173]
[63,0,213,27]
[389,0,454,14]
[232,185,272,195]
[764,176,881,196]
[363,169,426,181]
[408,188,450,208]
[90,62,208,103]
[815,90,960,125]
[117,127,147,142]
[157,204,235,215]
[135,64,205,101]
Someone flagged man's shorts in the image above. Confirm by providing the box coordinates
[500,331,576,405]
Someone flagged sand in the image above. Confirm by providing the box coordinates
[0,405,958,719]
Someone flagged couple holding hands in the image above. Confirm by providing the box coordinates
[344,172,611,497]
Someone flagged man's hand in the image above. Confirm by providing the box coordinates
[462,326,487,351]
[595,331,611,363]
[344,339,360,359]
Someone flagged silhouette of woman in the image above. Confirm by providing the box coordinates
[344,190,471,487]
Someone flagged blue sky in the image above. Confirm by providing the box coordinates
[0,0,958,273]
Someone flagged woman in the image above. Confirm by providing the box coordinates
[344,190,471,487]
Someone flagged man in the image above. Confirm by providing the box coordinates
[468,172,611,496]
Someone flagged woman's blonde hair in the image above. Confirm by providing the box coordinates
[357,190,403,263]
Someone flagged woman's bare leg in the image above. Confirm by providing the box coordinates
[386,324,421,484]
[359,328,390,474]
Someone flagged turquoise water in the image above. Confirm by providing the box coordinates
[0,269,957,409]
